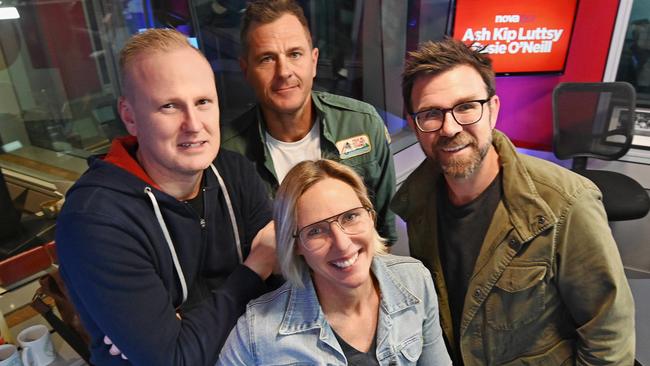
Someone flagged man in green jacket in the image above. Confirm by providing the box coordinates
[221,0,397,244]
[392,38,635,365]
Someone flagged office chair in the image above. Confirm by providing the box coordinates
[552,81,650,221]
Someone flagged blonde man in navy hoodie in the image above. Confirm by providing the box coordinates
[56,28,277,366]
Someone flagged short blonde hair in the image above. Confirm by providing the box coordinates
[273,159,387,287]
[119,29,206,96]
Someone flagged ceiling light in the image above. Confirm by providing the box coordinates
[0,7,19,20]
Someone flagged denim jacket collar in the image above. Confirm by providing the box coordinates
[279,255,421,338]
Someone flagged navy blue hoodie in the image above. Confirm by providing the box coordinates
[56,136,272,365]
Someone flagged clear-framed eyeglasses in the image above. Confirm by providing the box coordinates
[294,206,373,251]
[411,98,492,133]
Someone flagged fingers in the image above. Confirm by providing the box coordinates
[104,335,128,359]
[109,344,121,356]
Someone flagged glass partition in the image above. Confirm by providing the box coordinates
[0,0,129,186]
[191,0,451,153]
[0,0,450,194]
[616,0,650,106]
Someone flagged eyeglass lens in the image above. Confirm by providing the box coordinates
[416,100,486,131]
[299,207,370,250]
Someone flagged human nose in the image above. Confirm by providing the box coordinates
[182,107,202,133]
[276,56,292,79]
[329,221,352,250]
[438,109,462,137]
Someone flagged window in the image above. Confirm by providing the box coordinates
[0,0,450,197]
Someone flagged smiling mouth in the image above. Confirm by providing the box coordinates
[330,252,359,269]
[440,144,468,153]
[178,141,207,148]
[274,85,299,92]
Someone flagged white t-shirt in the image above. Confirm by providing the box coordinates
[265,122,321,183]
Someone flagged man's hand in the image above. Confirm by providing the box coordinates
[243,221,277,280]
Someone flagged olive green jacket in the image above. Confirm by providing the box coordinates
[221,91,397,244]
[391,130,635,365]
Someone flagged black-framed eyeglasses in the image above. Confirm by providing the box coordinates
[411,98,492,133]
[294,206,372,252]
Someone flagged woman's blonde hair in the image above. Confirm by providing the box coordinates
[273,159,387,287]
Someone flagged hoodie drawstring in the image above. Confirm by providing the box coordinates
[210,164,243,264]
[143,164,242,306]
[144,186,189,304]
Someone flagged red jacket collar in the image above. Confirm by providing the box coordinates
[103,136,160,189]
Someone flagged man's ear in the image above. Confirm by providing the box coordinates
[406,112,417,131]
[311,47,319,77]
[488,94,500,129]
[118,96,137,136]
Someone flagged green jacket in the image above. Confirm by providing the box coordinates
[391,130,635,365]
[221,91,397,244]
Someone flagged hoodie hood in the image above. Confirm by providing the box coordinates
[103,136,159,189]
[66,136,166,200]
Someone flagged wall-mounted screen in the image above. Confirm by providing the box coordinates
[452,0,578,75]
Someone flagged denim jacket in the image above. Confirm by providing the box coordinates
[391,130,635,365]
[217,254,452,365]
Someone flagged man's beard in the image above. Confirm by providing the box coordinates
[432,131,492,179]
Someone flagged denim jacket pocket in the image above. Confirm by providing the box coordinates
[486,265,547,330]
[396,333,423,363]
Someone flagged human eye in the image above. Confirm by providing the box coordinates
[196,98,213,109]
[259,55,274,64]
[419,109,442,121]
[455,101,480,113]
[304,224,326,239]
[289,51,302,59]
[340,209,361,224]
[160,103,177,113]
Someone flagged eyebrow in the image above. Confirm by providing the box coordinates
[286,46,305,53]
[416,95,486,112]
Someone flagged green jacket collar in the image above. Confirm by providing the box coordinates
[228,91,338,148]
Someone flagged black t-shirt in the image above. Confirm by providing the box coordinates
[438,173,502,363]
[333,329,380,366]
[184,174,205,219]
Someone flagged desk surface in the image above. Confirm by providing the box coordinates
[2,280,86,365]
[10,314,87,366]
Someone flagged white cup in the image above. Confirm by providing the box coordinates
[0,344,23,366]
[16,325,55,366]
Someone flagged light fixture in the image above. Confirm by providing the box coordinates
[0,7,19,20]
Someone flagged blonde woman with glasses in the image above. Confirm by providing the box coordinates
[218,159,451,365]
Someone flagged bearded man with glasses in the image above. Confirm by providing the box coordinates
[391,38,635,365]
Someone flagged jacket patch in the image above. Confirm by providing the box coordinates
[336,134,372,159]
